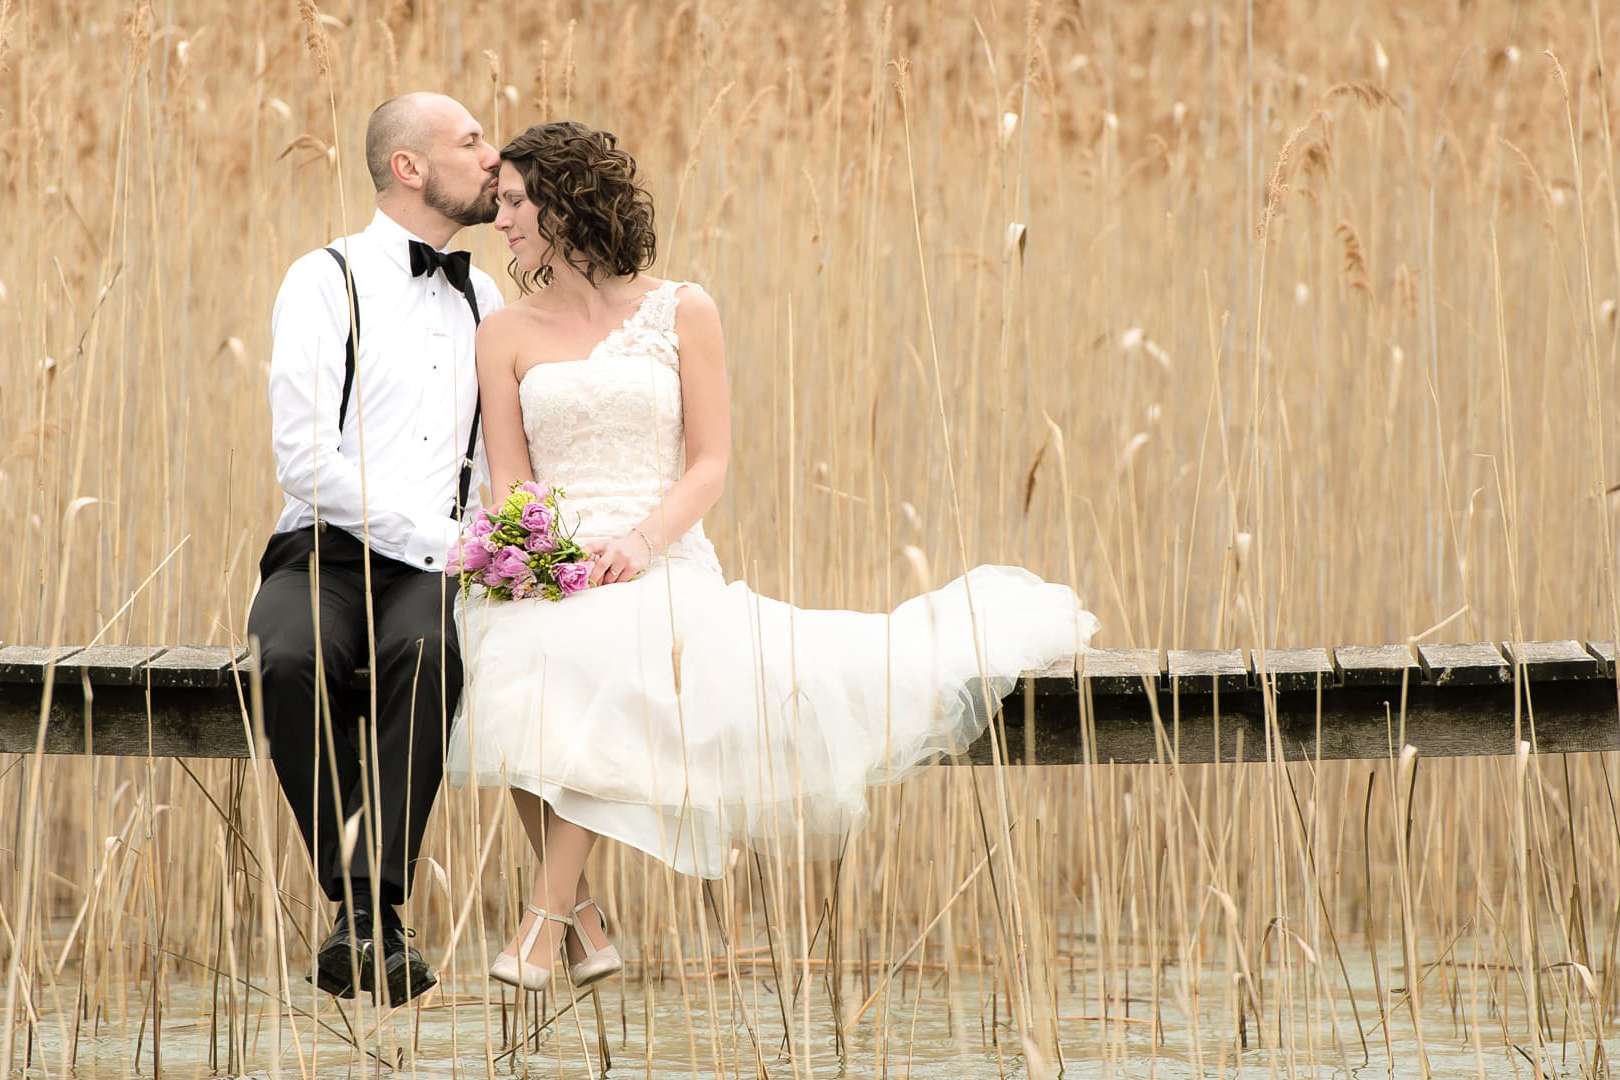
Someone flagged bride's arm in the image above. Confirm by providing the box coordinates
[594,285,729,584]
[635,284,732,550]
[475,310,537,501]
[639,285,729,547]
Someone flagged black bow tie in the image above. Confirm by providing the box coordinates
[408,240,472,294]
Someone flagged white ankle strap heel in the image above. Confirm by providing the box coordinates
[567,897,624,988]
[489,904,573,992]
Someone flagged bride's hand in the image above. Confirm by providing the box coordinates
[584,534,651,586]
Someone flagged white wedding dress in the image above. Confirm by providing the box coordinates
[445,280,1100,878]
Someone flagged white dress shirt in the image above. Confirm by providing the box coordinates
[267,209,505,571]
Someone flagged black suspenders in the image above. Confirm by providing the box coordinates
[322,246,483,522]
[322,248,361,439]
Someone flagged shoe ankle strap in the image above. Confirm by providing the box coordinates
[569,898,611,959]
[572,897,606,923]
[524,903,575,926]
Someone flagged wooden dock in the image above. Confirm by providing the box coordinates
[0,641,1615,764]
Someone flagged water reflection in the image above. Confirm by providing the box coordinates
[13,936,1607,1078]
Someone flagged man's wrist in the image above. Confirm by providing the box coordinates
[405,514,462,571]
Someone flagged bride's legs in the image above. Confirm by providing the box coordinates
[505,791,599,966]
[567,872,611,962]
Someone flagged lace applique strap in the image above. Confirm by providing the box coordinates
[634,279,685,336]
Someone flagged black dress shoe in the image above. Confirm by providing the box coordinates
[357,924,437,1007]
[310,912,436,1006]
[310,911,371,999]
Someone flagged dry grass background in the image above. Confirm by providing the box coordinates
[4,0,1620,1075]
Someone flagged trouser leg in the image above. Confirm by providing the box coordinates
[350,566,461,906]
[246,527,368,904]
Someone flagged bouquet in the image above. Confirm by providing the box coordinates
[446,482,594,601]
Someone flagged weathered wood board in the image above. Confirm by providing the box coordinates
[1167,650,1248,695]
[1,642,1615,764]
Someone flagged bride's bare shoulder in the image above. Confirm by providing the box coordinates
[671,281,721,325]
[475,303,546,370]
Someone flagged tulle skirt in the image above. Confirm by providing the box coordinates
[445,559,1099,878]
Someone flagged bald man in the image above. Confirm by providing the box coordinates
[248,93,503,1005]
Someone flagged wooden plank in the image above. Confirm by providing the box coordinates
[975,676,1074,709]
[1418,642,1510,686]
[0,645,86,684]
[2,639,1617,764]
[972,680,1620,764]
[0,684,250,757]
[1167,649,1247,694]
[1587,641,1616,677]
[1332,645,1419,688]
[1,668,1617,763]
[1267,683,1620,760]
[145,646,250,689]
[54,645,168,687]
[1503,640,1602,682]
[1078,648,1161,695]
[1025,654,1076,681]
[1254,648,1335,694]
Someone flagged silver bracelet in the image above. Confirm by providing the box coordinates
[631,526,656,560]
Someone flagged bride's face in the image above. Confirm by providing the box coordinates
[494,161,546,272]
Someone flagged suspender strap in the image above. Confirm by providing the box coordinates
[322,247,358,446]
[321,245,484,523]
[454,284,483,521]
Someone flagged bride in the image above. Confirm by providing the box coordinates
[445,120,1100,993]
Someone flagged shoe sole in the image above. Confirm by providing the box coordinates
[359,949,437,1007]
[569,963,624,990]
[309,960,357,999]
[311,942,436,1006]
[309,952,358,1003]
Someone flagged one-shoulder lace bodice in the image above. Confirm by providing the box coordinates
[517,280,721,574]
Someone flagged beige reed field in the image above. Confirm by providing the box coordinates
[6,0,1620,1076]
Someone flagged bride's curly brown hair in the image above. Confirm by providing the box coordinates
[499,121,656,292]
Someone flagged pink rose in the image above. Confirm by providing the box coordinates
[554,560,592,596]
[479,566,506,589]
[519,500,555,538]
[491,545,531,582]
[458,536,492,572]
[469,513,495,540]
[519,480,546,498]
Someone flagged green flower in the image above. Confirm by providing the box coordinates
[501,484,536,518]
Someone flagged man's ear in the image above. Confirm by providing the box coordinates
[391,149,426,191]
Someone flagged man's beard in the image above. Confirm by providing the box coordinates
[424,169,498,227]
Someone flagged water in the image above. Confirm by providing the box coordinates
[10,935,1610,1078]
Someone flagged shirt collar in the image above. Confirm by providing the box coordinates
[364,208,449,273]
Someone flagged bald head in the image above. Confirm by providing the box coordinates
[364,92,499,232]
[366,92,451,192]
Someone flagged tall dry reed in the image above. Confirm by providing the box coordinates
[3,0,1620,1075]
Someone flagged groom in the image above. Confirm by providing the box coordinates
[247,92,503,1005]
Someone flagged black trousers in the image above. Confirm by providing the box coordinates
[246,524,461,908]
